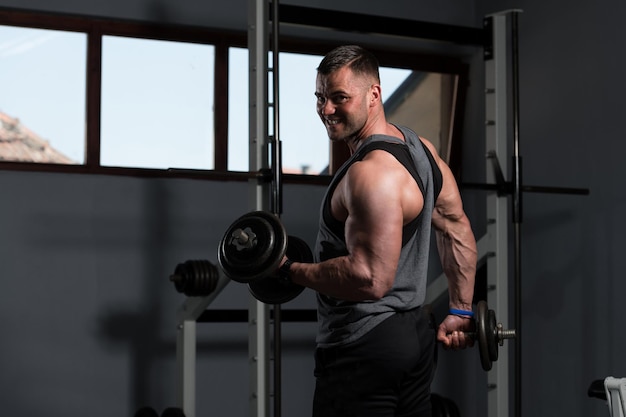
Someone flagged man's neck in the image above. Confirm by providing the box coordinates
[347,122,404,153]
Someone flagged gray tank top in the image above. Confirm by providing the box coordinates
[314,125,442,348]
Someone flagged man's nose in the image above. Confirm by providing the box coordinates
[319,100,335,116]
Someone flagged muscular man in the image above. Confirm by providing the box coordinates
[279,45,477,417]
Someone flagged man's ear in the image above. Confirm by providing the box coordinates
[370,84,382,106]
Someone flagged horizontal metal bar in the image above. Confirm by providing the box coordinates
[520,184,590,195]
[197,308,317,323]
[166,168,273,181]
[276,4,486,46]
[461,182,590,195]
[164,168,332,185]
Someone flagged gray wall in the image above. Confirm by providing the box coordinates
[1,0,624,417]
[0,170,324,416]
[473,1,626,417]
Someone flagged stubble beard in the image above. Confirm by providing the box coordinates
[325,115,366,146]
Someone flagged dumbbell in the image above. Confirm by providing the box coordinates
[452,300,516,371]
[217,210,311,304]
[168,211,310,303]
[169,260,219,297]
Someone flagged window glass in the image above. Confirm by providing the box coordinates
[228,48,412,174]
[101,36,215,170]
[0,25,86,164]
[275,52,329,175]
[227,47,249,172]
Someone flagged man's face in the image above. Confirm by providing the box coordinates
[315,66,373,143]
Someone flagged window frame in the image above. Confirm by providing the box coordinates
[0,7,469,184]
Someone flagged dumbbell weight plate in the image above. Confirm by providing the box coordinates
[475,300,493,371]
[217,211,288,283]
[169,259,220,297]
[487,308,498,362]
[248,235,312,304]
[247,275,304,305]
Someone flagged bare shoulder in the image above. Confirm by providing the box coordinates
[331,152,400,222]
[345,149,423,223]
[346,150,406,191]
[418,136,444,166]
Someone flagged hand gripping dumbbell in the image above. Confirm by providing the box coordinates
[463,301,516,371]
[217,210,312,304]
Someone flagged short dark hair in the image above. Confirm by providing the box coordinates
[317,45,380,83]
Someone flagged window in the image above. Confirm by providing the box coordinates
[0,9,468,181]
[0,25,86,164]
[101,36,215,170]
[227,47,249,172]
[228,49,331,174]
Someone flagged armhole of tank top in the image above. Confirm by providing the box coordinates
[419,139,443,201]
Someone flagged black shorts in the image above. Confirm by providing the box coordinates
[312,307,437,417]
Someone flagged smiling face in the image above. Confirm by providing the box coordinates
[315,66,377,147]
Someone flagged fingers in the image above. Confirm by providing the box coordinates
[437,317,475,350]
[275,256,289,274]
[440,330,472,350]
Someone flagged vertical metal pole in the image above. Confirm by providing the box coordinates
[510,11,523,417]
[248,0,271,416]
[273,305,282,417]
[175,278,231,417]
[270,1,283,417]
[176,320,197,417]
[484,12,510,417]
[271,0,283,217]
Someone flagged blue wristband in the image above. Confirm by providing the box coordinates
[450,308,474,318]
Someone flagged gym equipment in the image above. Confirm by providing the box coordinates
[170,210,310,303]
[169,260,220,297]
[588,377,626,417]
[217,210,311,304]
[442,300,515,372]
[217,210,288,283]
[472,300,515,371]
[248,235,312,304]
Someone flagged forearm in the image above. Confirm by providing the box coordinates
[436,214,477,310]
[288,255,391,302]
